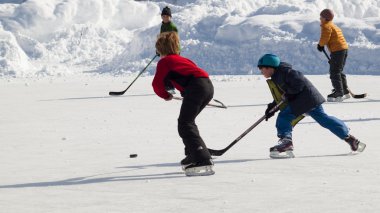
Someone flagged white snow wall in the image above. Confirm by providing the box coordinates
[0,0,379,77]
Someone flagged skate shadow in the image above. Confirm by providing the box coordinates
[299,117,380,124]
[325,98,380,104]
[226,103,267,108]
[39,93,155,101]
[0,169,185,189]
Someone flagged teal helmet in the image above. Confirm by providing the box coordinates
[257,54,280,68]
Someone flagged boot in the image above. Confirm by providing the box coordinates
[184,159,215,176]
[269,137,295,158]
[180,155,192,171]
[344,135,366,152]
[331,88,350,100]
[327,90,344,102]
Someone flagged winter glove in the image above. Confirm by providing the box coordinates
[265,101,278,121]
[156,51,160,57]
[165,93,173,101]
[317,44,324,52]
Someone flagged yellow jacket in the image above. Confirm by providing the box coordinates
[319,21,348,52]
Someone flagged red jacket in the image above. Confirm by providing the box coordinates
[152,54,209,99]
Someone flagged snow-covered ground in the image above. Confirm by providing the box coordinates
[1,0,380,77]
[1,75,379,212]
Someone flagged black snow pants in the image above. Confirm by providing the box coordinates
[178,77,214,162]
[329,49,348,94]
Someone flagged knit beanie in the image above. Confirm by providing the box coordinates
[257,54,281,68]
[320,9,334,21]
[161,6,172,17]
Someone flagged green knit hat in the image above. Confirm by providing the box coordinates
[257,54,280,68]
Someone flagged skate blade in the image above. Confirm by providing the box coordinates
[343,94,351,100]
[327,97,343,102]
[355,142,367,153]
[270,150,295,159]
[185,165,215,176]
[181,163,191,171]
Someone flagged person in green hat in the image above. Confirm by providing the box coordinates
[160,6,178,34]
[257,53,366,158]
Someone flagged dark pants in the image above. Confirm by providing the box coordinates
[329,49,348,95]
[178,78,214,162]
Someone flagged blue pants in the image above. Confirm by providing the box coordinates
[276,105,349,139]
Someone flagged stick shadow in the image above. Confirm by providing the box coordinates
[39,93,155,101]
[0,169,184,189]
[0,153,356,189]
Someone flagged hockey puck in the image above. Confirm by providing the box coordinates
[129,154,138,158]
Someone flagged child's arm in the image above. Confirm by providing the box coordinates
[152,60,172,100]
[319,24,332,46]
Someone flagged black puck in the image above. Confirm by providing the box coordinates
[130,154,138,158]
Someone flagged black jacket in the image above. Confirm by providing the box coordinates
[271,62,325,116]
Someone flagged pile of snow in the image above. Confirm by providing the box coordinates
[0,0,379,77]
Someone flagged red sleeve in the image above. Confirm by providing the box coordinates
[152,59,171,100]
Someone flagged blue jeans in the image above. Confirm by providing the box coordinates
[276,105,349,139]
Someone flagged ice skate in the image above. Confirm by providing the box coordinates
[345,135,366,153]
[184,159,215,176]
[270,137,295,159]
[330,89,350,100]
[327,90,344,102]
[180,155,192,171]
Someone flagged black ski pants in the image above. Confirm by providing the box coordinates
[329,49,348,94]
[178,77,214,162]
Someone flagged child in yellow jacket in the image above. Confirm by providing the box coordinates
[318,9,350,102]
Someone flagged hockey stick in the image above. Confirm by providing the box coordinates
[208,100,284,156]
[172,96,227,109]
[109,54,158,96]
[322,49,367,98]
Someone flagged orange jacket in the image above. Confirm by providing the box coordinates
[319,21,348,52]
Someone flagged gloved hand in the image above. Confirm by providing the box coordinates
[265,101,278,121]
[165,93,173,101]
[156,51,160,57]
[317,44,324,52]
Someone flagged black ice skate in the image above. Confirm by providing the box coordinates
[180,155,192,171]
[345,135,366,153]
[330,89,350,100]
[327,90,344,102]
[184,159,215,176]
[270,137,295,159]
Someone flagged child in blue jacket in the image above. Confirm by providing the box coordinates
[257,54,366,158]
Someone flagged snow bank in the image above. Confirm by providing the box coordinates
[0,0,379,77]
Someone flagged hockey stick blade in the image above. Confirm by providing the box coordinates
[108,54,158,96]
[109,90,126,96]
[213,99,227,109]
[173,96,227,109]
[348,89,367,99]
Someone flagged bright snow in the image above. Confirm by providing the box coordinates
[1,1,379,212]
[0,0,379,77]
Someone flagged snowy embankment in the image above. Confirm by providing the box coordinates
[1,0,380,77]
[0,75,379,212]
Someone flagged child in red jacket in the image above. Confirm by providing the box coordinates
[153,32,214,176]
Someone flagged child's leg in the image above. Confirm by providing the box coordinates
[340,50,348,91]
[308,105,349,139]
[276,106,297,139]
[329,50,347,94]
[178,78,213,162]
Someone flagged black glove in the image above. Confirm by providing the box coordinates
[265,101,278,121]
[317,44,324,52]
[156,51,160,57]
